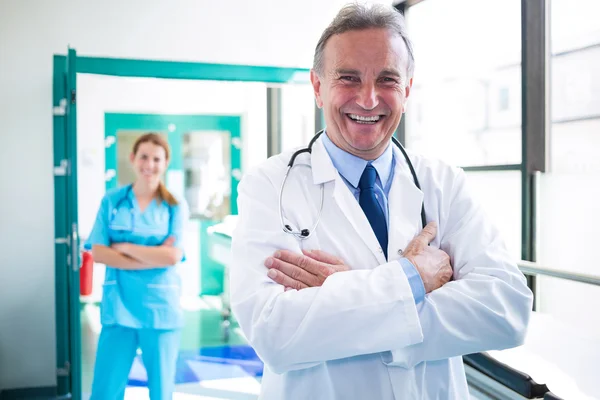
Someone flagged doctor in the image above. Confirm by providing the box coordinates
[231,3,533,400]
[86,133,187,400]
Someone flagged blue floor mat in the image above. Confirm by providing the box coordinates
[128,345,263,386]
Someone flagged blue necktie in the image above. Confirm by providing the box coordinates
[359,164,388,258]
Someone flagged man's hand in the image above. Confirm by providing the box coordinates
[403,222,453,293]
[265,249,350,290]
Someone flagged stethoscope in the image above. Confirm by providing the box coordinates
[279,130,426,240]
[110,184,174,233]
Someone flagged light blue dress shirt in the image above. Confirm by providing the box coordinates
[321,133,425,304]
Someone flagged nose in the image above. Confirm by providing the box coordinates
[142,159,154,169]
[356,82,379,111]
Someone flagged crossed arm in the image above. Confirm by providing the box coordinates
[92,237,182,270]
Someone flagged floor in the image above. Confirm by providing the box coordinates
[80,297,263,399]
[80,297,499,400]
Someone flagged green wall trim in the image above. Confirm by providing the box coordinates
[74,56,310,83]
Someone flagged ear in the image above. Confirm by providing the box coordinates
[405,77,413,99]
[310,69,324,108]
[402,77,413,113]
[129,152,135,163]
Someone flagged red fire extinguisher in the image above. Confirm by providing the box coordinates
[80,249,94,296]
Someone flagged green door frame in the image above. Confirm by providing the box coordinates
[52,52,310,400]
[103,112,242,213]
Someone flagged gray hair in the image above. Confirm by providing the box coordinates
[313,3,415,81]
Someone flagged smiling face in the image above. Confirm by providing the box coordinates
[311,28,412,160]
[130,140,169,187]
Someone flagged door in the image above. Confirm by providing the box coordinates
[53,47,82,400]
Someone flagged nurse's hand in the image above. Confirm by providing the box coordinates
[403,222,453,294]
[265,249,350,290]
[162,236,175,246]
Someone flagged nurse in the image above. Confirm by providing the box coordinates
[86,132,187,400]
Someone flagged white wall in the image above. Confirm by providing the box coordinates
[0,0,392,390]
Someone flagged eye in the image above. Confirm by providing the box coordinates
[379,77,399,84]
[154,157,161,163]
[140,154,148,160]
[340,75,359,83]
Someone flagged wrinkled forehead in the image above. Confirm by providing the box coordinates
[324,28,410,77]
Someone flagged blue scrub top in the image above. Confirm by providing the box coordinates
[86,185,188,330]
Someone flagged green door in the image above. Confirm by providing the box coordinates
[104,113,241,295]
[53,48,82,400]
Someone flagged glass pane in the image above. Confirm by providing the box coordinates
[405,0,521,166]
[281,83,316,152]
[464,171,521,260]
[533,276,600,398]
[183,131,231,220]
[551,46,600,122]
[116,130,168,187]
[551,0,600,53]
[550,119,600,173]
[537,173,600,275]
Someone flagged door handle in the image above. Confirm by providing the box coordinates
[71,222,79,271]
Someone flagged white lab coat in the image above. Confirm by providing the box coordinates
[230,136,533,400]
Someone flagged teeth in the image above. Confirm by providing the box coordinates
[349,114,381,122]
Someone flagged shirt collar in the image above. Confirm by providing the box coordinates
[321,131,394,188]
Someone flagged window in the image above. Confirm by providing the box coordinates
[405,0,521,167]
[534,1,600,396]
[404,0,522,260]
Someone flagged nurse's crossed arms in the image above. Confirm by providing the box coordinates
[106,235,182,269]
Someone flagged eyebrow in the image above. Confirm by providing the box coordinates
[334,68,402,78]
[379,69,401,78]
[335,68,361,75]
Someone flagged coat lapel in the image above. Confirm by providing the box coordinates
[386,146,424,262]
[311,137,387,264]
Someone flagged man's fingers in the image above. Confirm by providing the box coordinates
[266,268,309,290]
[265,256,319,287]
[416,221,437,245]
[302,249,344,266]
[275,249,331,277]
